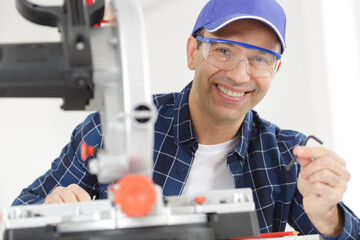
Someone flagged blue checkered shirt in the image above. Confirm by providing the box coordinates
[13,82,359,239]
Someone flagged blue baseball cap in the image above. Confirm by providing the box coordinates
[191,0,287,54]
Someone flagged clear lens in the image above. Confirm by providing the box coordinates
[202,42,279,78]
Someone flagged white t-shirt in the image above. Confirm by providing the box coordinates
[181,135,240,196]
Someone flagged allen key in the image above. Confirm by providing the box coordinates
[286,135,323,171]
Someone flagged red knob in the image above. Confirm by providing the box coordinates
[112,175,156,217]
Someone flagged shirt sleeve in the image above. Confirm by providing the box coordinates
[324,202,360,240]
[11,113,102,206]
[288,186,360,239]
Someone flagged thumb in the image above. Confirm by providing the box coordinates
[294,146,312,169]
[297,156,312,169]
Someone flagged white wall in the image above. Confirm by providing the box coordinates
[0,0,358,218]
[256,0,334,146]
[321,0,360,217]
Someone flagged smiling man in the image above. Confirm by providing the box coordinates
[12,0,359,239]
[187,19,280,145]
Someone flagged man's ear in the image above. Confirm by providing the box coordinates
[186,36,197,70]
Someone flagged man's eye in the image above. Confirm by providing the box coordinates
[251,56,268,63]
[217,48,231,55]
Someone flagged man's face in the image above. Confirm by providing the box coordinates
[187,19,281,125]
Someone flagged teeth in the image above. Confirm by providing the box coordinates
[217,85,245,98]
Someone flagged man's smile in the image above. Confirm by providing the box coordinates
[215,84,253,100]
[216,84,246,98]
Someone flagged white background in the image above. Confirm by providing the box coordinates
[0,0,359,218]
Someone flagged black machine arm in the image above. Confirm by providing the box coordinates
[16,0,104,28]
[0,0,104,110]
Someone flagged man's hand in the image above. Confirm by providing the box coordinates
[294,146,351,237]
[44,184,91,204]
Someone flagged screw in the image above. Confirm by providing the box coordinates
[76,41,85,50]
[109,38,118,48]
[75,78,86,87]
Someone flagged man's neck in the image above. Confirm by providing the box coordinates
[189,101,245,145]
[193,121,242,145]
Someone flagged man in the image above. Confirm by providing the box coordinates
[12,0,359,239]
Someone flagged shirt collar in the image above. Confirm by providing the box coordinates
[233,111,253,160]
[173,81,197,145]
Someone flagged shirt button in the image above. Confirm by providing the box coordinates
[177,167,185,174]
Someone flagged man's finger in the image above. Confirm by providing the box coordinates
[307,168,348,190]
[67,184,91,202]
[310,182,344,204]
[294,146,345,166]
[44,185,91,204]
[44,193,64,204]
[58,188,78,203]
[300,157,350,180]
[297,157,312,168]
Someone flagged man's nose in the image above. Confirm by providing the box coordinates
[226,58,251,83]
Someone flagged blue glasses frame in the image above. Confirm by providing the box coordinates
[196,36,282,60]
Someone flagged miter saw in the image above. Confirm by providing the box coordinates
[0,0,259,239]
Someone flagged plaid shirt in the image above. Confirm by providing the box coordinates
[13,82,359,239]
